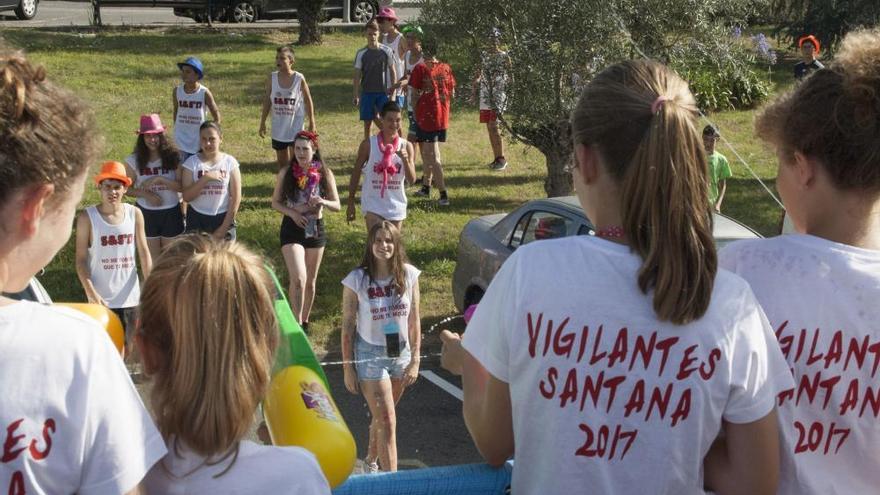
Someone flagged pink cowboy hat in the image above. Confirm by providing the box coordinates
[137,113,166,135]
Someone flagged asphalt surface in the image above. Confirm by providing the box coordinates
[322,347,484,471]
[0,1,419,27]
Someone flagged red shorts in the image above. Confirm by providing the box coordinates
[479,109,498,123]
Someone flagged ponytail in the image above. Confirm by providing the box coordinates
[571,60,716,324]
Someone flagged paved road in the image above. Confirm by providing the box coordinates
[0,1,419,27]
[322,345,484,471]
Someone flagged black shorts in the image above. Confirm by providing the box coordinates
[280,215,327,248]
[110,307,137,345]
[415,127,447,143]
[272,139,293,151]
[138,204,184,239]
[186,208,237,240]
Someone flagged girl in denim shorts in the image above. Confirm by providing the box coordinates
[340,221,421,473]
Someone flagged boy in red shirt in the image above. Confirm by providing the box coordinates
[409,38,455,206]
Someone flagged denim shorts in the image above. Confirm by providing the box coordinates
[355,334,411,381]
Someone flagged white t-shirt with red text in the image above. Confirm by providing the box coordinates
[360,134,408,222]
[86,204,140,309]
[462,236,793,494]
[145,439,330,494]
[720,234,880,495]
[342,264,420,347]
[0,301,166,494]
[183,152,239,216]
[125,154,180,210]
[175,83,207,154]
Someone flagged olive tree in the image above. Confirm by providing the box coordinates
[771,0,880,51]
[418,0,765,196]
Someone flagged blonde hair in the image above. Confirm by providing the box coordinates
[756,28,880,192]
[0,51,98,207]
[571,59,716,325]
[139,235,279,459]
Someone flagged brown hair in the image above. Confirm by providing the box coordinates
[277,45,295,63]
[359,221,409,295]
[134,131,180,173]
[365,19,379,31]
[756,28,880,192]
[570,59,716,325]
[139,235,279,461]
[0,51,99,206]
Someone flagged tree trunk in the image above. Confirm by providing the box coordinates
[298,16,323,45]
[543,147,573,197]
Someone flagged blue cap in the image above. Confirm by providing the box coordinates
[177,56,204,80]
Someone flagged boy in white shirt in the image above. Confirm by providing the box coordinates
[172,56,221,161]
[75,160,152,355]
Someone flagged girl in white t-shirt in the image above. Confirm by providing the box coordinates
[720,30,880,495]
[440,60,793,495]
[122,113,184,261]
[0,52,165,494]
[270,131,340,331]
[259,45,317,170]
[341,221,421,473]
[181,121,242,241]
[137,235,330,494]
[345,101,416,232]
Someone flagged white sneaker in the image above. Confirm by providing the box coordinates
[491,159,508,171]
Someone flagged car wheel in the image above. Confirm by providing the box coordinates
[350,0,377,23]
[228,1,257,23]
[14,0,37,20]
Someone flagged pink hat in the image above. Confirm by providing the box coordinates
[137,113,165,135]
[376,6,398,21]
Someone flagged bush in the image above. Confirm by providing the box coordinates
[669,31,773,111]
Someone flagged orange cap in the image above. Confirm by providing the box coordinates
[94,161,132,187]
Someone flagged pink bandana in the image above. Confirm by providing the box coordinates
[373,133,401,198]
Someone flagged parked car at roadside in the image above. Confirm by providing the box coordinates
[0,0,38,20]
[451,196,761,312]
[217,0,379,23]
[86,0,380,23]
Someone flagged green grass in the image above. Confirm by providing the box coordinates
[0,27,790,352]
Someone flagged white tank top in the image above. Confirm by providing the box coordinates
[382,33,405,90]
[86,204,140,309]
[404,50,424,111]
[174,84,208,153]
[183,153,239,216]
[270,71,305,142]
[125,154,180,210]
[361,134,407,221]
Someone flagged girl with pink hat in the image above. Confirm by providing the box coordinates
[122,113,184,261]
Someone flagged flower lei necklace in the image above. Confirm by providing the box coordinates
[292,160,321,194]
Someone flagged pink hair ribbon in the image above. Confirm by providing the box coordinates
[651,96,670,114]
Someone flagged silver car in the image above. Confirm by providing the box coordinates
[451,196,761,312]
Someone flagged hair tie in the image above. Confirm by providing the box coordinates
[651,96,670,114]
